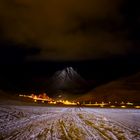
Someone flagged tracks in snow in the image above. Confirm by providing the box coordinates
[0,106,140,140]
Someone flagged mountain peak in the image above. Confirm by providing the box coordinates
[62,67,74,72]
[54,67,80,81]
[48,67,88,95]
[66,67,73,70]
[62,67,75,76]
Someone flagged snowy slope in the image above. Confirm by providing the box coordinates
[0,105,140,140]
[79,72,140,102]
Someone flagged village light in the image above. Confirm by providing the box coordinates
[19,93,53,103]
[126,102,133,105]
[121,106,126,108]
[110,105,115,108]
[135,106,140,109]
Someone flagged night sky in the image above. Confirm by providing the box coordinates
[0,1,140,94]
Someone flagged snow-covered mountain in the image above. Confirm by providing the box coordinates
[48,67,88,95]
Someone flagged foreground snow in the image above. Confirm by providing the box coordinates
[0,106,140,140]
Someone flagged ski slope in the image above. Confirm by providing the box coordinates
[0,105,140,140]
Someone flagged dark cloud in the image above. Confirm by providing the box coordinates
[0,41,40,64]
[0,0,137,61]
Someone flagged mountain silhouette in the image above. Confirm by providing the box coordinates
[78,72,140,102]
[47,67,88,97]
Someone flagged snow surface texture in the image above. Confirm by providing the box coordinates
[0,106,140,140]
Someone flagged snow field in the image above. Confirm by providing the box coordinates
[0,106,140,140]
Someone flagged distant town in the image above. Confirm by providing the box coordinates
[19,93,140,109]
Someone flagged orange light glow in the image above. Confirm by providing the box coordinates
[121,106,126,108]
[56,100,77,105]
[49,101,56,104]
[135,106,140,109]
[19,93,53,102]
[110,105,115,108]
